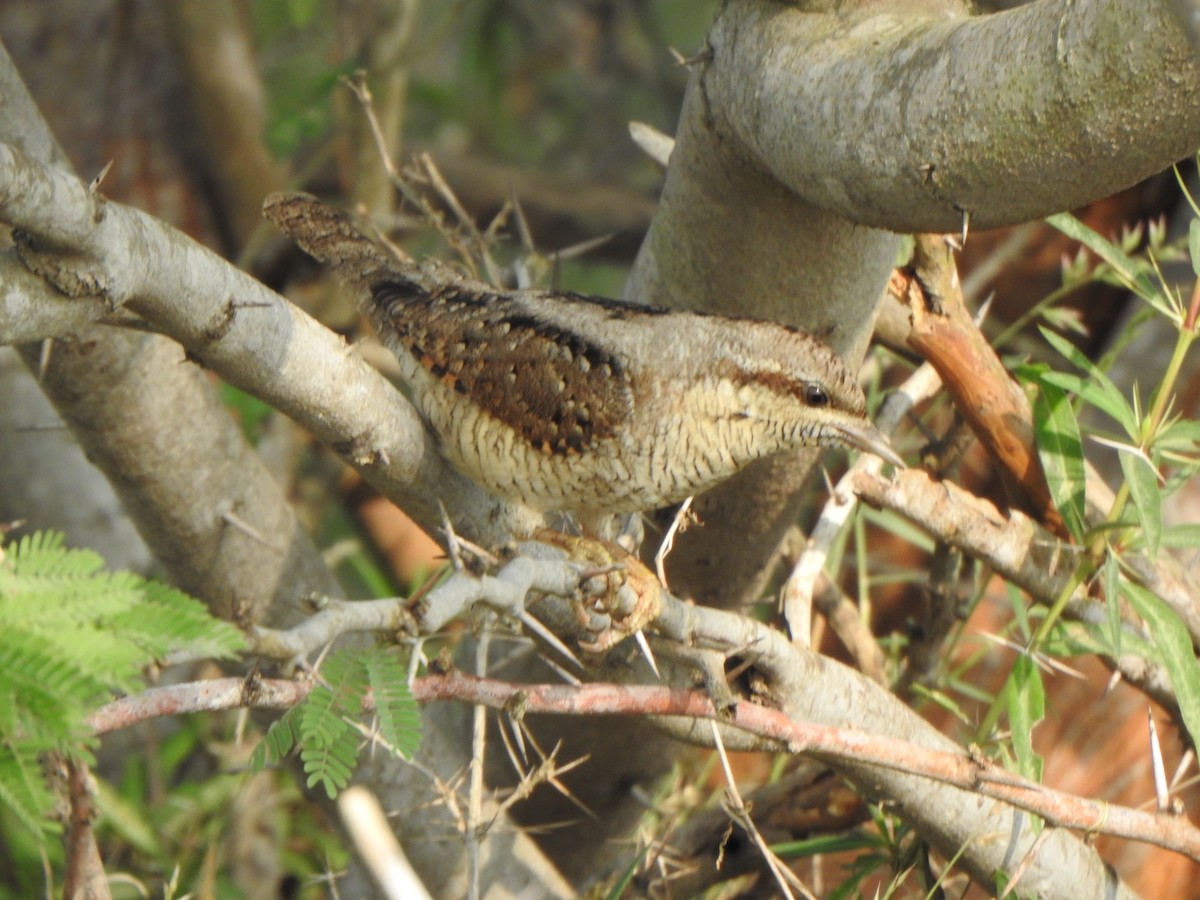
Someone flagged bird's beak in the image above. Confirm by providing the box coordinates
[831,421,906,468]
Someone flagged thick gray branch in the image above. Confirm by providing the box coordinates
[0,142,532,547]
[0,251,110,343]
[677,603,1133,898]
[1169,0,1200,51]
[706,0,1200,232]
[0,42,340,622]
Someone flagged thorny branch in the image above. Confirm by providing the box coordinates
[851,466,1182,704]
[114,531,1199,872]
[0,141,531,546]
[894,236,1068,537]
[87,671,1200,862]
[235,522,1200,888]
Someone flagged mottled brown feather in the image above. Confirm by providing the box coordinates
[371,280,634,455]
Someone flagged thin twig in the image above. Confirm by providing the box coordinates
[655,495,693,589]
[782,361,941,649]
[710,721,811,900]
[338,786,434,900]
[86,674,1200,861]
[1150,710,1170,811]
[466,631,490,900]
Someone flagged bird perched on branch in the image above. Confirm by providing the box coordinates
[264,193,902,532]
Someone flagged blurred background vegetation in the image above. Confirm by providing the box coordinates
[2,0,1199,897]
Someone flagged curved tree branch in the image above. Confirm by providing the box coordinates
[0,141,533,549]
[0,44,340,624]
[708,0,1200,232]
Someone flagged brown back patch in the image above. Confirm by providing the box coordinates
[372,280,633,455]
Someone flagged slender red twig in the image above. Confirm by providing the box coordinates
[86,673,1200,862]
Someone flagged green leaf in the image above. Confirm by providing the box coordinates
[1162,524,1200,549]
[293,652,375,797]
[605,846,651,900]
[858,507,935,554]
[1,532,244,690]
[1189,218,1200,277]
[254,648,423,799]
[1046,212,1156,301]
[1037,329,1139,437]
[1051,618,1157,665]
[1040,305,1088,336]
[301,727,357,799]
[772,831,883,858]
[828,852,890,900]
[1060,246,1093,287]
[1123,583,1200,748]
[1158,418,1200,450]
[250,710,299,771]
[91,778,160,857]
[0,530,248,841]
[300,683,350,749]
[0,634,104,745]
[0,744,59,838]
[362,648,422,760]
[1118,451,1163,556]
[1031,379,1087,539]
[1006,655,1045,784]
[1004,581,1031,641]
[1103,555,1122,658]
[908,684,971,726]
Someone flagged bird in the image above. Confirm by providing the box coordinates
[264,193,903,529]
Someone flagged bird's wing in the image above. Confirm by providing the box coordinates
[371,280,634,456]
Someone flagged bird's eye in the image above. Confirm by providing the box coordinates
[803,383,829,407]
